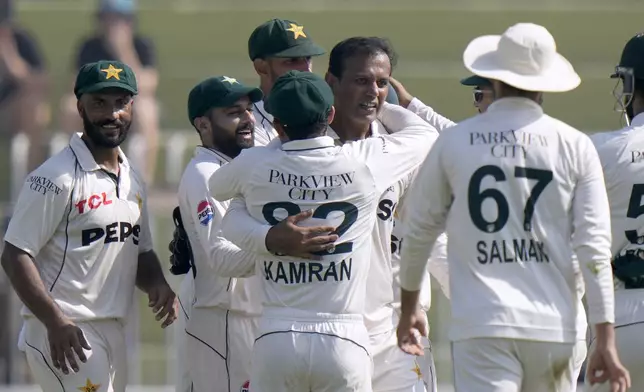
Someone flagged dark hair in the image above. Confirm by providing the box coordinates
[328,37,397,79]
[278,118,329,141]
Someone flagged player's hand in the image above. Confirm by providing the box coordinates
[47,318,91,375]
[265,209,338,260]
[389,77,414,108]
[396,310,427,356]
[586,345,631,392]
[147,283,178,329]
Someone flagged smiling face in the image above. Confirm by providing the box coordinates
[194,96,256,158]
[78,88,133,148]
[328,52,391,127]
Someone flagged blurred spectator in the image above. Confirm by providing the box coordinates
[0,0,49,173]
[59,0,159,185]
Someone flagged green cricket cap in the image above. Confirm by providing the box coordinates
[612,33,644,79]
[266,70,333,128]
[74,60,138,99]
[460,75,491,87]
[187,76,263,124]
[248,19,326,61]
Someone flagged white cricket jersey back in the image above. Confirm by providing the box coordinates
[210,112,437,317]
[4,133,153,321]
[402,98,613,343]
[592,113,644,327]
[178,147,262,314]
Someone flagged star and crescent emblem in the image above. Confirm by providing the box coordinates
[286,23,307,39]
[100,64,123,80]
[78,378,101,392]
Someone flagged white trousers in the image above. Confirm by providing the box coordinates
[174,274,194,392]
[370,327,434,392]
[452,338,580,392]
[24,317,127,392]
[250,313,372,392]
[186,307,258,392]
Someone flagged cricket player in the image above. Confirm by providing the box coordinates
[176,76,267,392]
[170,22,326,390]
[248,18,325,144]
[210,70,438,391]
[588,32,644,391]
[0,60,176,392]
[324,36,445,391]
[396,23,630,392]
[391,73,590,390]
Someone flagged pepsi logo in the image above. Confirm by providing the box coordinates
[197,200,214,226]
[240,380,250,392]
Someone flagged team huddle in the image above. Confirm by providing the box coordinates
[0,15,642,392]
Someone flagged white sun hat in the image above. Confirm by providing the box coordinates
[463,23,580,93]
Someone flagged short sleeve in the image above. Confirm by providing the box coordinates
[134,36,156,68]
[4,171,72,257]
[14,30,45,70]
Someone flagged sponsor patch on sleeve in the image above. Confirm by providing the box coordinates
[197,199,214,226]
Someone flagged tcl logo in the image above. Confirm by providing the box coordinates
[76,193,112,214]
[81,222,140,246]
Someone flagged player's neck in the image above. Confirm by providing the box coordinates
[330,115,371,143]
[81,136,120,174]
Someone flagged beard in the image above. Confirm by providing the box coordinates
[211,121,255,158]
[82,111,131,148]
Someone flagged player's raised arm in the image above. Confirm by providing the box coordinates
[357,102,439,194]
[389,76,457,131]
[209,151,252,202]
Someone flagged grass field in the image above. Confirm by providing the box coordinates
[2,2,636,386]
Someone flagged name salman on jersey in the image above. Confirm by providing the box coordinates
[470,129,549,159]
[268,169,356,201]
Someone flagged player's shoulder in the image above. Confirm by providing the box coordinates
[589,127,631,150]
[27,146,78,192]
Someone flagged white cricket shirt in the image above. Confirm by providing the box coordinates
[253,100,278,146]
[211,103,438,319]
[591,112,644,327]
[177,147,263,315]
[400,98,615,343]
[5,133,153,321]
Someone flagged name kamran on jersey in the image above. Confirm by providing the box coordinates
[263,259,352,284]
[470,129,550,159]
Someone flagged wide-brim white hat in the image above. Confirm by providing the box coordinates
[463,23,580,93]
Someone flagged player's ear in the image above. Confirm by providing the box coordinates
[326,106,336,124]
[76,99,84,117]
[273,118,287,140]
[253,58,269,77]
[325,72,338,91]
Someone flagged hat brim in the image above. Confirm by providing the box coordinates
[78,81,138,97]
[463,35,581,93]
[460,75,491,87]
[270,42,326,58]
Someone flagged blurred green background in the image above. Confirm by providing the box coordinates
[4,0,644,387]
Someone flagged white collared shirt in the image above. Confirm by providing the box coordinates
[177,147,262,315]
[591,112,644,327]
[253,100,278,146]
[400,97,614,343]
[5,133,152,321]
[210,103,439,318]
